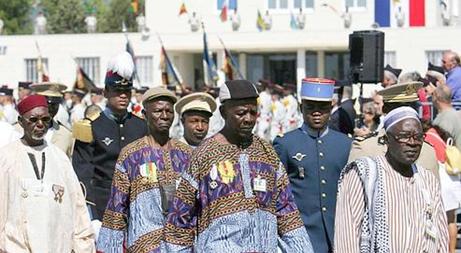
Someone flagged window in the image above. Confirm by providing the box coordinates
[346,0,366,8]
[25,58,48,83]
[384,51,396,67]
[217,0,237,10]
[268,0,289,9]
[294,0,314,9]
[324,52,350,80]
[135,56,154,86]
[426,50,445,66]
[305,52,318,77]
[246,53,296,84]
[76,57,100,85]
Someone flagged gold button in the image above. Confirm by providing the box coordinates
[322,207,327,212]
[322,193,326,198]
[320,166,325,171]
[319,152,324,157]
[321,179,326,184]
[318,140,322,144]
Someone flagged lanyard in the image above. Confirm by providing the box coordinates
[27,152,46,180]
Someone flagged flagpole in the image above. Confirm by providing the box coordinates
[217,36,244,79]
[123,31,141,87]
[155,33,182,86]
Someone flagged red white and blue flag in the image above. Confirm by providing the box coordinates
[374,0,425,27]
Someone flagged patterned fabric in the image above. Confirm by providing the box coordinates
[97,136,192,253]
[163,134,313,253]
[335,155,448,253]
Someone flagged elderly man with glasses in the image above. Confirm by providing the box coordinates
[0,94,95,252]
[335,107,448,252]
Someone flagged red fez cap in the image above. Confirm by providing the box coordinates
[17,95,48,115]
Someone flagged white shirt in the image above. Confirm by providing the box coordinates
[0,140,95,252]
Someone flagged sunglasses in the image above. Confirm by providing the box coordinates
[23,116,52,124]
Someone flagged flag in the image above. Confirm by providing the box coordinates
[73,66,96,92]
[125,38,141,85]
[220,0,228,22]
[35,41,49,82]
[179,2,187,16]
[130,0,139,14]
[202,31,219,85]
[409,0,425,26]
[374,0,425,27]
[219,37,244,80]
[256,10,266,31]
[290,12,298,29]
[159,46,182,86]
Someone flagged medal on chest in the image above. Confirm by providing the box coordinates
[209,164,218,189]
[139,162,158,183]
[52,184,65,203]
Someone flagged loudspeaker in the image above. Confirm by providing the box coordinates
[349,30,385,83]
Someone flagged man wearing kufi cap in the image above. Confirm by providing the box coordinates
[17,81,32,101]
[0,85,18,124]
[97,86,192,252]
[349,81,439,177]
[382,64,402,88]
[72,52,148,221]
[273,78,352,253]
[30,82,74,156]
[164,79,313,252]
[0,95,95,252]
[175,92,217,148]
[335,107,448,252]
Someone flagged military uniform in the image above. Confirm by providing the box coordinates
[72,52,148,220]
[273,78,352,253]
[73,108,147,219]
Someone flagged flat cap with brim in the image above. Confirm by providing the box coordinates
[219,80,259,103]
[0,86,13,96]
[384,64,402,78]
[18,81,32,89]
[30,82,67,98]
[377,81,423,103]
[301,78,335,101]
[142,86,177,107]
[175,92,217,117]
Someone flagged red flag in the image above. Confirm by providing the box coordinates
[179,2,187,16]
[409,0,425,27]
[220,1,228,22]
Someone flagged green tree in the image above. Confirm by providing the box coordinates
[42,0,86,33]
[102,0,144,33]
[0,0,33,34]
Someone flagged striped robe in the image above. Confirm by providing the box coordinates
[334,155,448,253]
[97,136,191,253]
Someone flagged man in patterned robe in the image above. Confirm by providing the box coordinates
[163,80,313,253]
[97,87,192,252]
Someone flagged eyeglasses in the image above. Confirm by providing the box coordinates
[23,116,52,124]
[389,132,425,144]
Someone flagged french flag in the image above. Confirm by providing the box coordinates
[375,0,425,27]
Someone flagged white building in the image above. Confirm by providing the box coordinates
[0,0,461,92]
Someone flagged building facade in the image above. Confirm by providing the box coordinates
[0,0,461,94]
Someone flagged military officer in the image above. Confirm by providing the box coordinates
[30,82,74,157]
[273,78,352,253]
[174,92,217,148]
[348,81,439,176]
[72,52,148,220]
[17,81,32,101]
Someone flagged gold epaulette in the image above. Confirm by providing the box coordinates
[72,119,93,143]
